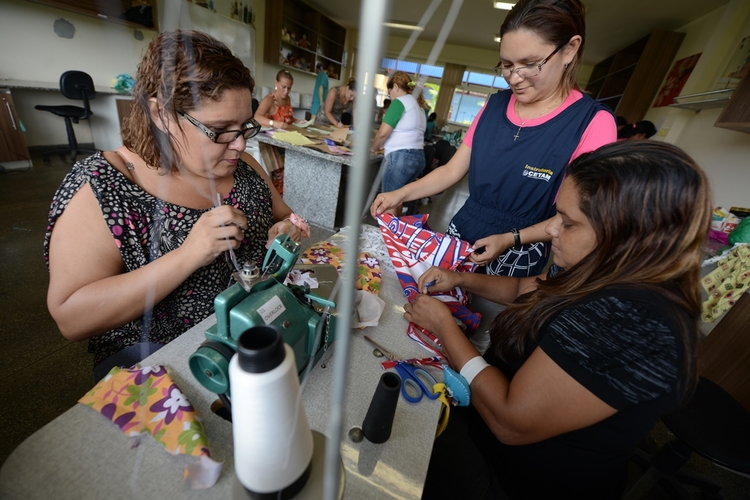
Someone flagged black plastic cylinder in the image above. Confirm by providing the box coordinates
[237,325,285,373]
[362,372,401,444]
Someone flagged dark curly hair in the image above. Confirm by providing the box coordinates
[122,30,254,173]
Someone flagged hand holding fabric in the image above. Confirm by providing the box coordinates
[469,233,514,265]
[371,191,405,217]
[404,295,453,336]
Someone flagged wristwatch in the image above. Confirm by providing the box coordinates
[511,228,521,249]
[269,119,274,127]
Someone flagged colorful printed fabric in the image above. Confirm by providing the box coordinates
[299,241,382,295]
[79,365,211,457]
[377,213,481,355]
[701,244,750,322]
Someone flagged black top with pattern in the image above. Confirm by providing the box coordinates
[476,285,692,499]
[44,153,274,365]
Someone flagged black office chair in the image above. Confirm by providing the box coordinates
[35,71,98,164]
[624,377,750,500]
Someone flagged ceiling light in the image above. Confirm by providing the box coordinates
[383,22,424,31]
[493,2,515,10]
[494,34,502,43]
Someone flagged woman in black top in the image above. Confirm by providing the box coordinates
[408,141,711,499]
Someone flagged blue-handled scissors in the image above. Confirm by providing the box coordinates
[394,362,441,403]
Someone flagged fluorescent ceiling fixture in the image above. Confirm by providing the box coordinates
[383,22,424,31]
[494,34,502,43]
[493,2,515,10]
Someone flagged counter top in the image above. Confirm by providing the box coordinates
[0,78,128,95]
[254,131,381,167]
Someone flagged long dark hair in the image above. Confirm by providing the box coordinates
[122,30,254,173]
[490,141,711,391]
[500,0,587,92]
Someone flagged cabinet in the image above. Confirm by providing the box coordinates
[585,30,685,123]
[263,0,347,80]
[715,69,750,133]
[0,89,30,165]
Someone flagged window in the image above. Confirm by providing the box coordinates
[380,58,444,80]
[449,90,487,126]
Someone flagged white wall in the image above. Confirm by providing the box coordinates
[0,0,156,146]
[643,0,750,208]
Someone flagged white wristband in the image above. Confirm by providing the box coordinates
[460,356,490,385]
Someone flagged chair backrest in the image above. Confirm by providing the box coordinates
[423,144,435,173]
[60,71,95,118]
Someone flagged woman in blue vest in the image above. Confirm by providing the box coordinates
[371,0,617,277]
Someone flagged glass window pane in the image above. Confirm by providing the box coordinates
[449,90,486,126]
[381,58,397,70]
[422,82,440,111]
[419,64,444,79]
[462,71,469,84]
[396,60,419,74]
[466,72,495,87]
[493,76,510,89]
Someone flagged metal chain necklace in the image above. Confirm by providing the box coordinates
[513,97,561,141]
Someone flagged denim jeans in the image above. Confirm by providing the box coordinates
[381,148,425,193]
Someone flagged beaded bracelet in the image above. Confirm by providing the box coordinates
[284,213,311,238]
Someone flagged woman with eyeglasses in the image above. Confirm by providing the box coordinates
[372,0,616,278]
[415,141,710,498]
[44,31,309,381]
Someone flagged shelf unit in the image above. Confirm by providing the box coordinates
[715,69,750,133]
[585,30,685,123]
[264,0,347,80]
[669,88,734,111]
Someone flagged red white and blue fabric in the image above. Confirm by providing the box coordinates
[377,213,481,357]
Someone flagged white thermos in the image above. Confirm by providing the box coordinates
[230,325,313,498]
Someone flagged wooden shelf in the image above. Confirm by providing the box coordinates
[715,70,750,133]
[264,0,346,81]
[585,30,685,123]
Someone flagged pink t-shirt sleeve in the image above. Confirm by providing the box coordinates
[569,110,617,161]
[462,103,488,148]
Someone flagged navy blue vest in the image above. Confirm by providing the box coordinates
[450,90,610,245]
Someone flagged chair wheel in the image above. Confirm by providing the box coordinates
[42,156,51,164]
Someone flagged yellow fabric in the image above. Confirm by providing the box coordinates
[701,244,750,322]
[79,365,211,457]
[300,241,382,295]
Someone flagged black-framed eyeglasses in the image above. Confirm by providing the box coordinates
[178,111,261,143]
[494,44,566,79]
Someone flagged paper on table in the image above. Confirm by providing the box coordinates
[293,118,316,129]
[329,127,349,143]
[272,131,315,145]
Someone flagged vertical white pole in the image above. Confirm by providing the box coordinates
[323,0,391,498]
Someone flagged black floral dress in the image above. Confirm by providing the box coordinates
[44,153,274,365]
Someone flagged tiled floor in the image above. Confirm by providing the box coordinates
[1,151,748,499]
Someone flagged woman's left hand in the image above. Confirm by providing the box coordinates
[403,294,453,335]
[266,219,302,248]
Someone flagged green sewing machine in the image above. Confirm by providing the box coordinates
[189,235,339,397]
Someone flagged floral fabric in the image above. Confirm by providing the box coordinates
[701,244,750,322]
[79,365,210,457]
[299,241,382,295]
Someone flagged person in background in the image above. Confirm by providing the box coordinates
[618,120,657,140]
[315,78,356,128]
[425,112,438,141]
[309,63,329,118]
[45,30,309,381]
[615,115,628,132]
[372,0,616,278]
[254,69,304,130]
[371,72,428,215]
[377,98,392,124]
[414,141,710,499]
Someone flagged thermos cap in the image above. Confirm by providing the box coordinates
[237,325,285,373]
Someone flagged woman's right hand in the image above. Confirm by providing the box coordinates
[178,205,248,268]
[417,266,461,294]
[370,191,404,218]
[276,121,289,130]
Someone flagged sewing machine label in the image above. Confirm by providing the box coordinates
[258,295,285,325]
